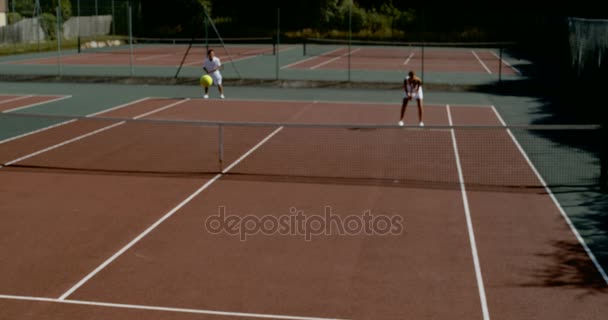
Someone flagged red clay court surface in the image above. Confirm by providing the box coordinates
[0,97,606,320]
[5,45,280,67]
[0,94,71,113]
[285,47,521,75]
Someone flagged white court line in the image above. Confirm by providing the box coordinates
[0,95,34,105]
[4,122,125,166]
[2,95,72,113]
[403,52,415,65]
[471,50,492,74]
[183,54,258,67]
[132,99,189,119]
[182,47,295,67]
[0,120,78,146]
[136,54,175,61]
[310,48,361,70]
[88,97,152,117]
[2,99,189,167]
[0,97,151,146]
[59,126,284,300]
[237,46,296,57]
[281,48,344,69]
[489,50,522,75]
[446,105,491,320]
[490,106,608,285]
[1,53,113,65]
[0,294,347,320]
[184,59,205,67]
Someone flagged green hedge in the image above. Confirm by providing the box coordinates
[40,13,58,40]
[7,12,23,25]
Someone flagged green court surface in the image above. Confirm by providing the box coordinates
[0,43,527,86]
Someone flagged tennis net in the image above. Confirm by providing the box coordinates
[78,36,276,56]
[0,112,602,190]
[303,38,515,61]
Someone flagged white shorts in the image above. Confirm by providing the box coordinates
[404,88,423,100]
[209,72,222,86]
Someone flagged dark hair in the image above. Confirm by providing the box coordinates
[207,49,214,55]
[408,71,415,77]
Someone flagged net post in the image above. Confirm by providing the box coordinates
[77,36,81,54]
[303,39,307,56]
[218,124,224,170]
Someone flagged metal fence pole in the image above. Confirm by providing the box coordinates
[77,0,80,40]
[95,0,98,16]
[111,0,116,35]
[276,8,280,80]
[35,0,41,52]
[499,46,503,83]
[421,8,426,83]
[128,5,134,76]
[421,43,425,83]
[204,11,209,52]
[56,5,63,77]
[348,1,352,82]
[218,124,224,170]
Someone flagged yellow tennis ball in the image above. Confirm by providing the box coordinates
[200,75,213,87]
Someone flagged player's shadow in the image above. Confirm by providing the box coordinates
[520,238,607,294]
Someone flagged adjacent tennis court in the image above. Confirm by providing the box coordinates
[7,39,278,67]
[285,39,521,75]
[0,92,606,320]
[0,37,524,84]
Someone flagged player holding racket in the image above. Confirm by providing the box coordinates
[399,71,424,127]
[203,49,225,99]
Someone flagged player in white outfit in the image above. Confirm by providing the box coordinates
[399,71,424,127]
[202,49,225,99]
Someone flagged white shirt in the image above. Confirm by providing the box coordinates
[203,57,222,76]
[405,76,422,94]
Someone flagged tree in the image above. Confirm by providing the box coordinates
[40,0,72,20]
[14,0,35,17]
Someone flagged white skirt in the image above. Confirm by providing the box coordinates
[404,87,423,100]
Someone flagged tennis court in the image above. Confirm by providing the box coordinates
[0,92,606,320]
[5,38,278,68]
[284,40,521,76]
[0,37,526,85]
